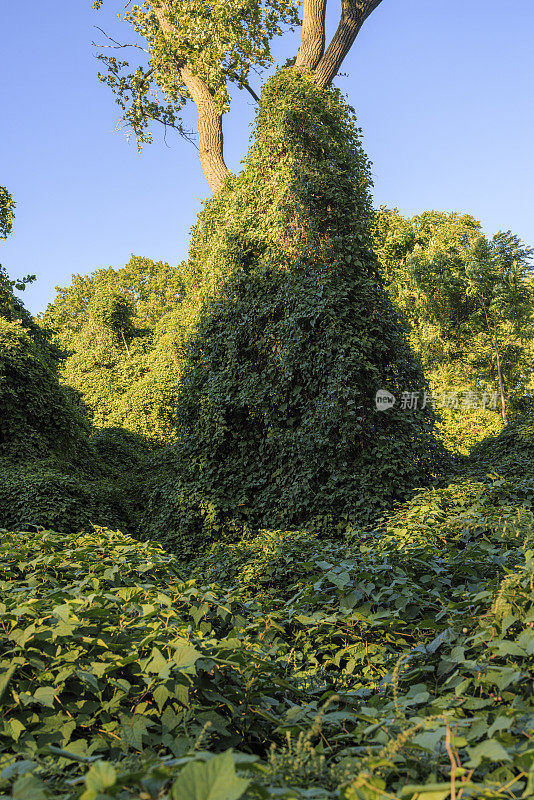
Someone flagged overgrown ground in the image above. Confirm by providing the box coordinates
[1,419,533,799]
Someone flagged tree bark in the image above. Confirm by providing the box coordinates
[494,339,508,425]
[180,67,230,194]
[314,0,385,88]
[296,0,328,71]
[150,2,230,194]
[482,298,508,426]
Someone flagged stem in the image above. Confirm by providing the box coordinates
[480,295,508,426]
[121,329,131,358]
[493,316,508,426]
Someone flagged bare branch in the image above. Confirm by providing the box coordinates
[230,73,261,104]
[92,25,149,53]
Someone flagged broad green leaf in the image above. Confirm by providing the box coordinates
[466,739,512,768]
[81,761,116,800]
[171,750,249,800]
[120,713,150,750]
[33,686,56,708]
[173,641,201,669]
[0,664,16,701]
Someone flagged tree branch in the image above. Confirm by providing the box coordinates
[92,26,149,53]
[242,82,261,104]
[150,1,230,194]
[230,73,260,104]
[296,0,328,71]
[314,0,385,88]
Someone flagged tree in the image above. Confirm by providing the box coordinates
[374,209,534,447]
[0,195,151,534]
[43,256,185,440]
[143,71,445,557]
[0,189,88,459]
[42,255,184,346]
[0,187,16,241]
[93,0,384,193]
[466,231,533,425]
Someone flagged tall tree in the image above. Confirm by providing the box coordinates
[374,209,534,442]
[42,256,185,441]
[93,0,384,192]
[466,231,534,425]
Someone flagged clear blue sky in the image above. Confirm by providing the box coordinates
[1,0,533,315]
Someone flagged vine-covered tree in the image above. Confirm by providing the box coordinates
[43,256,185,440]
[93,0,384,192]
[87,1,455,554]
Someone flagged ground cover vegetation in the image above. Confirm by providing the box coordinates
[1,1,534,797]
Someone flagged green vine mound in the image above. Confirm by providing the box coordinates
[145,70,447,557]
[0,277,151,534]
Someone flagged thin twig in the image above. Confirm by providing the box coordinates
[92,26,149,52]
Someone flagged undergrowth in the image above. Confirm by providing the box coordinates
[0,468,533,799]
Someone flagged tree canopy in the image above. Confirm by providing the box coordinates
[0,186,15,241]
[93,0,384,191]
[374,209,534,450]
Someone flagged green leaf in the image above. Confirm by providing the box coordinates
[466,738,512,768]
[13,773,49,800]
[328,571,351,590]
[119,713,149,750]
[81,761,116,800]
[173,641,202,669]
[0,664,16,701]
[5,717,26,741]
[171,750,249,800]
[33,686,56,708]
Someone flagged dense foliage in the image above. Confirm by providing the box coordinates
[41,256,185,442]
[2,28,534,798]
[373,209,534,452]
[0,242,151,534]
[140,70,445,558]
[1,459,533,798]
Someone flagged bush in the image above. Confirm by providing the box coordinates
[1,498,532,798]
[469,410,534,482]
[0,319,87,458]
[0,528,310,797]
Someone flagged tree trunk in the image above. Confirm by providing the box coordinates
[180,67,230,194]
[494,339,508,425]
[121,329,131,358]
[151,2,230,194]
[314,0,384,88]
[296,0,328,71]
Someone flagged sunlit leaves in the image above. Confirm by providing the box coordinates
[0,186,15,240]
[93,0,300,146]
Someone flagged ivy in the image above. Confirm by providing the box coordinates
[143,70,446,558]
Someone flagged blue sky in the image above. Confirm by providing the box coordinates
[1,0,533,315]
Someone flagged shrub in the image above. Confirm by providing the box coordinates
[469,410,534,482]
